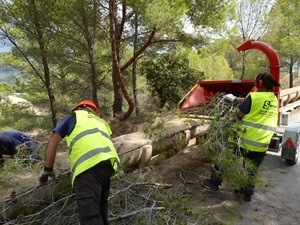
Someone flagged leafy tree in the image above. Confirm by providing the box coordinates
[196,39,234,80]
[107,0,233,118]
[52,0,112,110]
[265,0,300,88]
[141,48,204,109]
[228,0,273,79]
[0,0,61,127]
[0,82,14,98]
[0,0,114,123]
[0,0,234,122]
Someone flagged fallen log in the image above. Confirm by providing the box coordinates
[0,117,210,221]
[0,171,71,223]
[114,117,210,168]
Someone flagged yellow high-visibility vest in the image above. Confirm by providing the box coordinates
[238,92,278,152]
[67,110,120,185]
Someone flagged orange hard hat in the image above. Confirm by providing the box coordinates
[73,100,99,114]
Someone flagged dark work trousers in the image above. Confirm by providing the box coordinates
[74,160,114,225]
[211,149,266,197]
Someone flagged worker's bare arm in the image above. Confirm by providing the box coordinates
[44,132,62,168]
[235,108,245,118]
[235,97,245,103]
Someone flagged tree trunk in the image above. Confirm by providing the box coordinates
[29,0,58,127]
[289,64,293,88]
[46,81,58,128]
[0,171,72,222]
[80,0,100,108]
[112,65,124,116]
[132,13,140,116]
[109,0,134,120]
[240,51,246,80]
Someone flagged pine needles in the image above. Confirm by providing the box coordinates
[198,94,261,189]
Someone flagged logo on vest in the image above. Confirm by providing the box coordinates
[263,101,272,109]
[260,100,277,117]
[262,100,277,109]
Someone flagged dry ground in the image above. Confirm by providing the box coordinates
[2,76,300,224]
[0,117,241,224]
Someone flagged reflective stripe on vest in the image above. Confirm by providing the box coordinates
[241,120,276,132]
[238,92,278,152]
[71,146,111,174]
[67,110,120,185]
[240,137,269,148]
[69,128,111,153]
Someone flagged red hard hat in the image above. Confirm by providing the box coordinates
[73,100,99,114]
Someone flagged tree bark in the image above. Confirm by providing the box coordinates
[109,0,134,119]
[289,64,294,88]
[240,51,246,80]
[30,0,58,127]
[132,13,139,116]
[0,117,209,221]
[0,172,72,222]
[79,0,100,108]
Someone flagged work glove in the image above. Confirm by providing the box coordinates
[224,93,236,102]
[39,167,55,184]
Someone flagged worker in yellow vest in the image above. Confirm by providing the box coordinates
[202,72,280,202]
[39,100,120,225]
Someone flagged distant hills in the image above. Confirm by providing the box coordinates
[0,42,16,85]
[0,66,18,85]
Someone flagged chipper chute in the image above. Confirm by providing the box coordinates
[179,79,256,110]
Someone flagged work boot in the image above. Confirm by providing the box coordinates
[242,195,252,202]
[234,189,252,202]
[201,179,219,191]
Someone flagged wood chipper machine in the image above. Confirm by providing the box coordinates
[179,40,300,165]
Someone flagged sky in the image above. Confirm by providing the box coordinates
[0,39,11,53]
[0,46,11,52]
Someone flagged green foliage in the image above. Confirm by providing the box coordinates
[141,48,204,109]
[0,0,238,121]
[199,94,263,189]
[0,82,15,96]
[1,153,40,173]
[142,113,166,140]
[139,0,187,31]
[148,195,192,225]
[0,101,52,131]
[223,0,275,79]
[241,53,268,79]
[110,172,197,225]
[142,112,187,158]
[109,169,234,225]
[264,0,300,87]
[185,0,233,29]
[186,43,234,80]
[0,153,42,192]
[200,54,234,80]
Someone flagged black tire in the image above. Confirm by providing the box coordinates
[286,147,299,165]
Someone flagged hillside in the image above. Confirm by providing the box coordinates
[1,115,296,225]
[0,66,19,85]
[1,78,300,224]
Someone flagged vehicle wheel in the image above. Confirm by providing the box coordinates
[286,147,299,165]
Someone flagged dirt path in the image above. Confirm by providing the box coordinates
[234,151,300,225]
[147,141,300,225]
[1,134,299,224]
